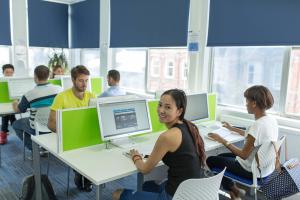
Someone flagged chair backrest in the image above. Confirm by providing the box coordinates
[34,107,51,135]
[172,168,226,200]
[256,135,286,170]
[252,136,286,186]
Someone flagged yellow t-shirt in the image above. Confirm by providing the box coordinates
[50,88,96,110]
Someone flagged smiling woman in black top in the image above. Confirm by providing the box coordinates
[112,89,206,200]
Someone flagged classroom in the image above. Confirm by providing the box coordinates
[0,0,300,200]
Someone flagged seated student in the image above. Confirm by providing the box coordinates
[50,65,64,79]
[0,64,16,144]
[12,65,62,150]
[48,65,95,192]
[112,89,206,200]
[99,69,126,97]
[206,85,278,200]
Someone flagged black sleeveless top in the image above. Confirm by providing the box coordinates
[162,123,202,196]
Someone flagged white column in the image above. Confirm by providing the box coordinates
[187,0,211,93]
[99,0,110,90]
[10,0,29,76]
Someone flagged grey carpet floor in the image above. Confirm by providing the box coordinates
[0,129,264,200]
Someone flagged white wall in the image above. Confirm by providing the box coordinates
[10,0,28,76]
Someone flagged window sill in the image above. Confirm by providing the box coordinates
[218,105,300,132]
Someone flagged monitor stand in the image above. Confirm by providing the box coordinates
[110,137,136,149]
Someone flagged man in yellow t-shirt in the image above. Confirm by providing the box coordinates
[48,65,95,192]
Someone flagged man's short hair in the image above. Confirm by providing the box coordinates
[71,65,90,80]
[2,64,14,73]
[34,65,50,81]
[108,70,120,82]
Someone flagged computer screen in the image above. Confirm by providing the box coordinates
[97,99,152,141]
[185,93,209,122]
[61,76,91,91]
[7,77,35,99]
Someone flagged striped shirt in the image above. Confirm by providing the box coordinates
[18,83,62,129]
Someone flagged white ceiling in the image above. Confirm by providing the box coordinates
[43,0,86,5]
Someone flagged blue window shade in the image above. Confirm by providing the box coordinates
[110,0,190,48]
[208,0,300,46]
[71,0,100,48]
[0,0,11,45]
[28,0,68,48]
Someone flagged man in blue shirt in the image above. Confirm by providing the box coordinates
[99,70,126,97]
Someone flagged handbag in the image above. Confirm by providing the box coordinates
[257,139,300,200]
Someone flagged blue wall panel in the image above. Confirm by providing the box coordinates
[208,0,300,46]
[28,0,68,48]
[110,0,190,48]
[71,0,100,48]
[0,0,11,45]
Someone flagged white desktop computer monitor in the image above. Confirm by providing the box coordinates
[96,98,152,143]
[185,93,209,122]
[61,76,91,91]
[7,77,35,99]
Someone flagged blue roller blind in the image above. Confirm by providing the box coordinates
[110,0,190,48]
[207,0,300,46]
[0,0,11,45]
[28,0,68,48]
[71,0,100,48]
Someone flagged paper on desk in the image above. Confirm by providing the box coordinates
[213,127,232,138]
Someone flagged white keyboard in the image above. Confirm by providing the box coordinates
[197,126,212,137]
[197,125,232,139]
[123,144,154,158]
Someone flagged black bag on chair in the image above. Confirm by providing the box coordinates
[261,158,300,200]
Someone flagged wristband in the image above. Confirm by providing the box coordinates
[225,141,231,147]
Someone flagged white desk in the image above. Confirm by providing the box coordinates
[0,103,14,116]
[31,131,243,200]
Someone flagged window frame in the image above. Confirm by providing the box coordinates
[209,46,300,121]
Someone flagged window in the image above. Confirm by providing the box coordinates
[286,49,300,116]
[150,58,160,77]
[247,63,262,85]
[110,48,188,94]
[212,47,286,111]
[111,49,147,92]
[28,48,70,76]
[181,60,188,80]
[80,49,100,76]
[147,49,188,93]
[164,59,175,79]
[0,46,10,76]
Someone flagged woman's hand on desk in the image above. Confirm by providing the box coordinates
[222,121,245,136]
[222,121,233,131]
[207,133,225,144]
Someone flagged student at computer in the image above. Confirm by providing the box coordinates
[206,85,278,200]
[112,89,206,200]
[99,69,126,97]
[50,65,64,79]
[48,65,95,192]
[12,65,62,149]
[0,64,16,144]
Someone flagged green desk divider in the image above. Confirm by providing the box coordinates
[0,81,12,103]
[148,100,166,133]
[61,107,103,151]
[208,93,217,121]
[48,79,62,86]
[91,77,103,96]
